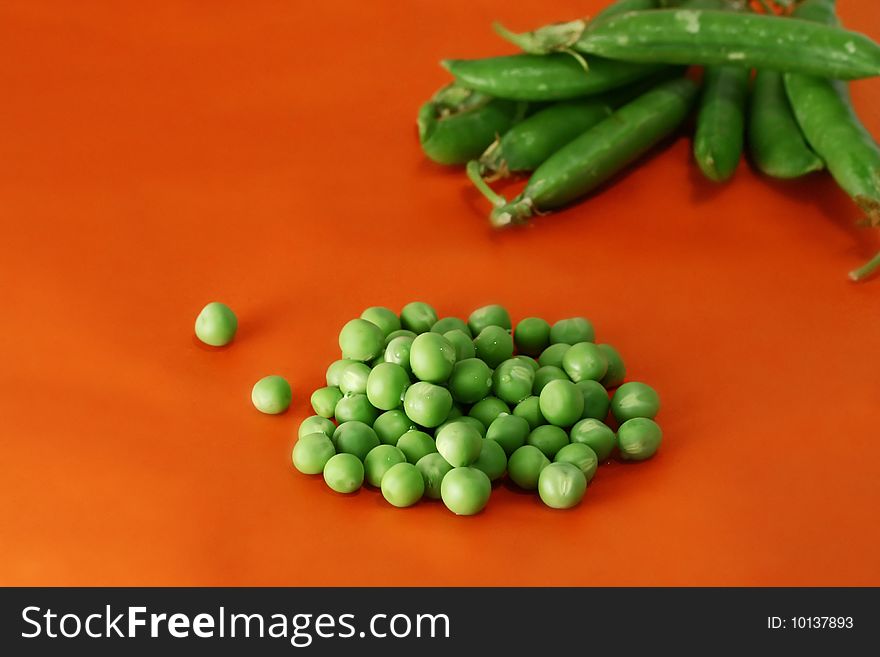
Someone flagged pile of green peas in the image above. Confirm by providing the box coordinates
[291,302,663,515]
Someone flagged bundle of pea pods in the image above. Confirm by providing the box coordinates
[418,0,880,280]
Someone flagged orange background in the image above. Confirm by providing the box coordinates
[2,0,879,586]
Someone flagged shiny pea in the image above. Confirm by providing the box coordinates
[515,355,540,372]
[338,318,384,362]
[431,317,471,336]
[194,302,237,347]
[416,452,454,499]
[437,415,486,438]
[381,462,425,507]
[598,344,627,388]
[550,317,595,345]
[334,393,380,425]
[486,414,530,456]
[403,382,453,428]
[617,417,662,461]
[441,467,492,515]
[554,443,598,482]
[360,306,400,338]
[396,430,438,464]
[468,396,510,431]
[512,396,546,431]
[298,415,336,440]
[532,365,568,395]
[473,325,514,368]
[570,418,616,461]
[323,453,364,493]
[448,358,493,404]
[384,329,417,346]
[514,317,551,356]
[311,386,343,418]
[410,332,457,383]
[435,421,483,467]
[363,444,407,487]
[384,335,414,373]
[443,329,476,361]
[399,301,438,334]
[537,343,571,368]
[473,438,507,481]
[339,362,371,395]
[611,381,660,423]
[251,375,292,415]
[507,445,550,490]
[526,424,569,459]
[538,462,586,509]
[332,421,379,462]
[292,432,336,475]
[326,359,359,386]
[562,342,608,382]
[365,362,409,410]
[574,380,611,421]
[492,358,536,404]
[468,304,512,335]
[539,379,584,427]
[373,410,415,445]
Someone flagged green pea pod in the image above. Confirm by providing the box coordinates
[693,65,749,182]
[468,77,699,226]
[418,84,527,165]
[748,70,823,179]
[784,0,880,280]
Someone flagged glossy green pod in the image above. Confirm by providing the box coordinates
[693,65,749,182]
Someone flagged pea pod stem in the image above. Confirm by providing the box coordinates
[466,160,507,208]
[849,251,880,282]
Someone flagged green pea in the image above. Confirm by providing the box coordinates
[507,445,550,490]
[194,302,238,347]
[617,417,662,461]
[383,335,414,374]
[513,396,546,430]
[310,386,343,418]
[326,359,359,386]
[448,358,493,404]
[360,306,400,338]
[570,418,616,461]
[473,325,514,368]
[539,379,584,427]
[323,453,364,493]
[410,332,457,383]
[396,430,438,464]
[298,415,336,440]
[574,380,611,421]
[332,421,379,462]
[513,317,551,356]
[416,452,454,499]
[384,329,417,346]
[431,317,471,336]
[532,365,568,395]
[538,462,586,509]
[381,462,425,507]
[437,415,486,438]
[611,381,660,422]
[403,382,453,428]
[492,358,536,404]
[338,318,384,362]
[472,438,507,481]
[251,375,292,415]
[515,355,540,372]
[292,432,336,475]
[339,362,371,395]
[537,343,571,368]
[549,317,595,345]
[486,414,530,456]
[363,444,407,487]
[443,329,476,361]
[334,393,380,425]
[435,421,483,467]
[554,443,598,483]
[598,344,627,388]
[441,467,492,515]
[373,410,415,445]
[365,362,409,411]
[526,424,569,459]
[399,301,438,334]
[468,396,510,431]
[562,342,608,382]
[468,304,512,335]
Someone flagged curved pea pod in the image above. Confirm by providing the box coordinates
[693,65,749,182]
[468,77,699,226]
[417,84,527,165]
[748,70,823,179]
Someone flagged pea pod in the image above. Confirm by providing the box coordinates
[417,84,527,165]
[468,77,699,226]
[693,65,749,182]
[748,70,823,179]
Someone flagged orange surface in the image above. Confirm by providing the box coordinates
[2,0,879,587]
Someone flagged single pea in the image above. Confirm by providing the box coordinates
[473,325,514,368]
[570,418,616,461]
[431,316,471,336]
[538,462,586,509]
[363,444,407,487]
[416,452,454,499]
[194,302,238,347]
[539,379,584,427]
[383,335,414,373]
[441,467,492,516]
[251,375,292,414]
[292,432,336,475]
[400,301,438,334]
[574,380,611,421]
[515,355,540,372]
[486,414,530,456]
[310,386,343,418]
[598,343,627,388]
[617,418,662,461]
[435,421,483,467]
[537,343,571,369]
[396,430,438,464]
[554,443,598,483]
[326,359,359,386]
[360,306,400,338]
[492,358,536,404]
[468,304,512,335]
[373,410,415,445]
[339,362,371,395]
[410,332,457,383]
[448,358,493,404]
[532,365,568,395]
[339,318,384,362]
[507,445,550,490]
[365,362,409,411]
[562,342,608,383]
[381,462,425,507]
[513,396,546,430]
[611,382,660,423]
[323,453,364,493]
[443,329,476,361]
[332,421,379,462]
[334,393,380,425]
[298,415,336,439]
[403,382,453,428]
[472,438,507,481]
[514,317,551,356]
[468,396,510,431]
[549,317,595,345]
[384,328,417,346]
[527,424,569,459]
[437,414,486,438]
